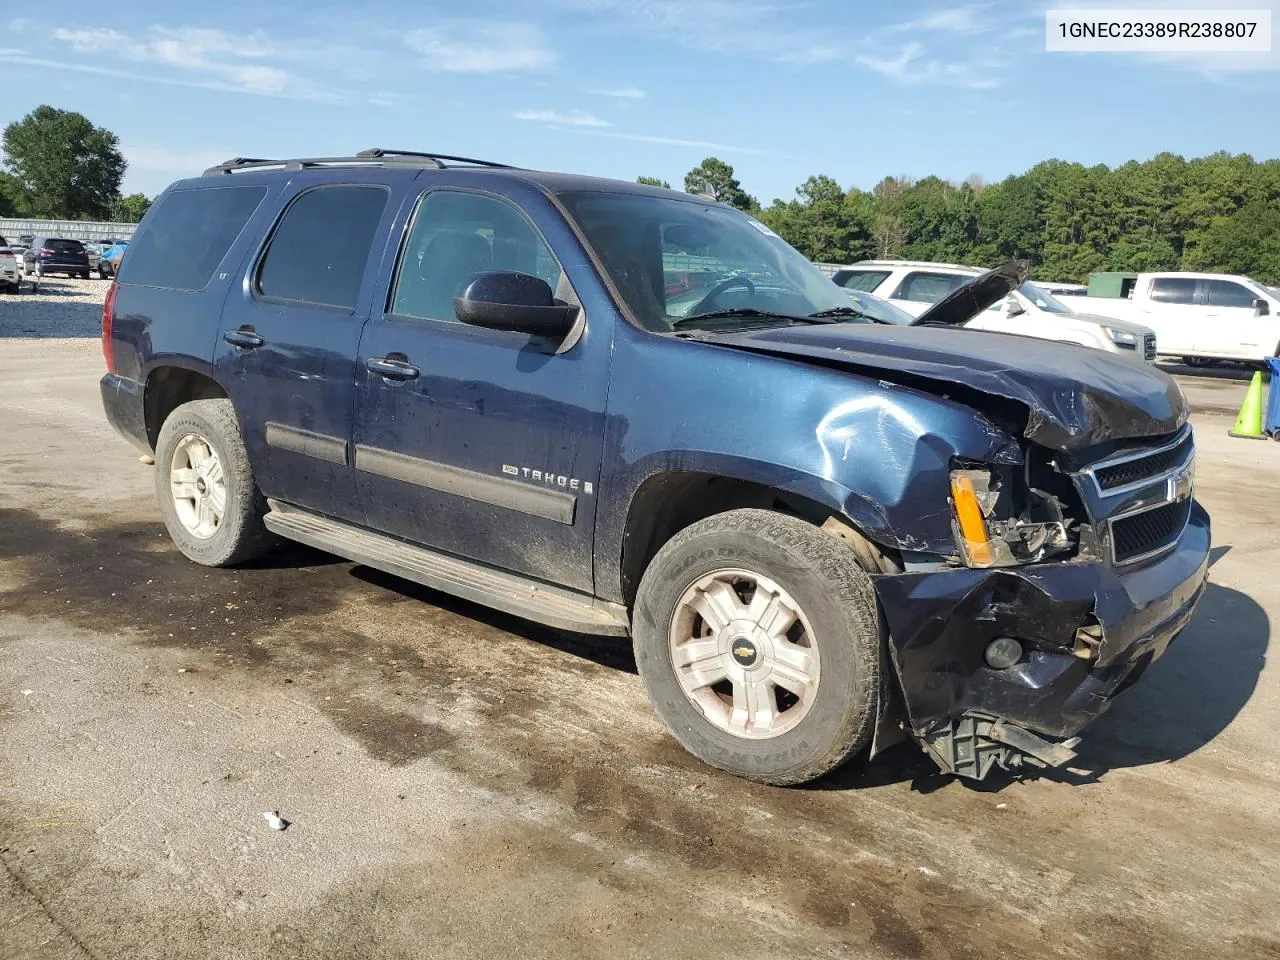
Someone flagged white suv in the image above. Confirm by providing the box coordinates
[832,260,1158,362]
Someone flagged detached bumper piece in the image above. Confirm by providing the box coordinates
[921,713,1080,780]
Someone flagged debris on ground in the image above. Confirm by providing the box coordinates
[263,811,289,831]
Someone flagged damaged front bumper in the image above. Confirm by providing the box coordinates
[872,500,1210,780]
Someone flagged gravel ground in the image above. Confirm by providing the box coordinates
[0,275,108,339]
[2,341,1279,959]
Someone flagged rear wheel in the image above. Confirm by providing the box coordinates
[632,509,882,786]
[154,399,274,567]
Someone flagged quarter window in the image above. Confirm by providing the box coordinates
[119,185,266,291]
[257,186,389,309]
[391,191,563,323]
[1149,277,1198,305]
[1203,279,1257,308]
[834,269,890,293]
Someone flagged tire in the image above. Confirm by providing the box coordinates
[632,508,881,786]
[154,399,274,567]
[98,266,110,279]
[79,271,90,280]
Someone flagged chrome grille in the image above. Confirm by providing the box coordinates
[1112,499,1192,564]
[1143,333,1157,361]
[1091,429,1193,493]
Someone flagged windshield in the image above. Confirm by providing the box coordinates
[559,191,853,331]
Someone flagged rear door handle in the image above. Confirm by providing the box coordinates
[366,356,421,381]
[223,328,265,349]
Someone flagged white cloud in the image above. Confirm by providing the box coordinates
[0,50,336,101]
[587,130,766,155]
[886,5,993,34]
[122,143,233,174]
[515,109,612,127]
[592,86,646,99]
[556,0,843,64]
[857,40,1004,88]
[48,25,336,99]
[405,22,554,72]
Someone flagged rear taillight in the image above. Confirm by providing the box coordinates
[39,247,54,255]
[102,281,119,373]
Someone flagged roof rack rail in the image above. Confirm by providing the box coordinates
[203,148,515,176]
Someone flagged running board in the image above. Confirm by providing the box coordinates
[263,501,631,637]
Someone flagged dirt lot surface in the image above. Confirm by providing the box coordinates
[2,295,1279,959]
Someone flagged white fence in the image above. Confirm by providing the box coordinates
[0,218,137,243]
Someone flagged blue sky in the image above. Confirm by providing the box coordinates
[3,1,1278,203]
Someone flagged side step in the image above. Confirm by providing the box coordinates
[263,501,631,637]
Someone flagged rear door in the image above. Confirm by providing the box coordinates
[214,175,406,521]
[352,183,611,593]
[1138,277,1200,354]
[1200,278,1275,360]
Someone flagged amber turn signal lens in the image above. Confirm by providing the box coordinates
[950,473,994,567]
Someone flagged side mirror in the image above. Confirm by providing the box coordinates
[1253,298,1270,317]
[1006,297,1026,318]
[454,271,578,337]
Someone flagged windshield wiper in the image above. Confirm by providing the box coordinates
[671,308,835,329]
[806,306,888,323]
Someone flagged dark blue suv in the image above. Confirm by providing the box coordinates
[100,148,1210,785]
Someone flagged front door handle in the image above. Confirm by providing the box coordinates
[223,327,265,349]
[366,356,421,381]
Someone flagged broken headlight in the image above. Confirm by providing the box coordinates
[949,468,1071,568]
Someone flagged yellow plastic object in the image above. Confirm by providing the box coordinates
[1229,371,1267,440]
[950,473,994,567]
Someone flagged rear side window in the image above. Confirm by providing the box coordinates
[257,186,389,310]
[834,269,890,293]
[892,271,967,304]
[1149,277,1198,304]
[1204,279,1257,308]
[121,185,266,291]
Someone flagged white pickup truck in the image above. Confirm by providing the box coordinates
[1082,272,1280,364]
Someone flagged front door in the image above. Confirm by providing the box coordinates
[215,178,401,521]
[353,187,612,594]
[1199,278,1276,360]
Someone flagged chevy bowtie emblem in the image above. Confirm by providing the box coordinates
[1168,461,1194,503]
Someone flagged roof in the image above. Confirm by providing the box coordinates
[198,147,706,203]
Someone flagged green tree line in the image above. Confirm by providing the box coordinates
[642,152,1280,284]
[2,105,151,223]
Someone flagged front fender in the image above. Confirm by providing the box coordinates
[594,330,1024,602]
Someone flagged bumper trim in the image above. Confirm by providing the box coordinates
[921,713,1080,780]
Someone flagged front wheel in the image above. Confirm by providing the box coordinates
[154,399,274,567]
[632,509,882,786]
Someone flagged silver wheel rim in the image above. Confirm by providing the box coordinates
[169,434,226,540]
[668,569,820,740]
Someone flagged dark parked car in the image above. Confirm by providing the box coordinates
[24,237,91,279]
[99,149,1210,786]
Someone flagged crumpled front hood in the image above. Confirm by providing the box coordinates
[699,323,1187,453]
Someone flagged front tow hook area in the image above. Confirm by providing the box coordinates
[920,713,1081,780]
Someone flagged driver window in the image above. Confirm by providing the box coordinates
[391,190,563,323]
